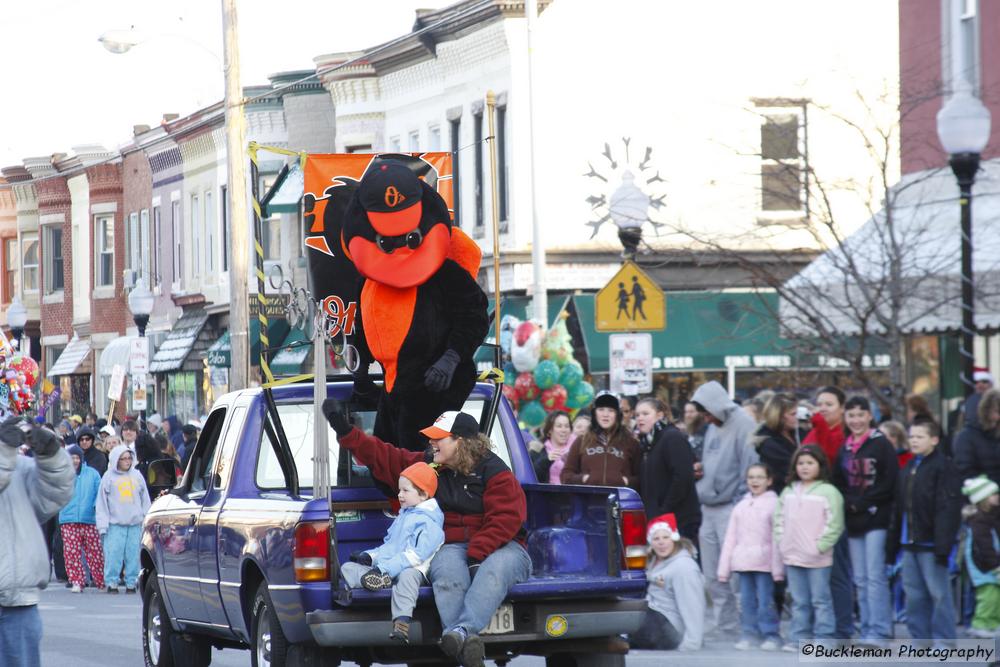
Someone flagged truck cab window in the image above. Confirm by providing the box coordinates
[189,408,228,494]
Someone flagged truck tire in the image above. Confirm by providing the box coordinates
[142,574,211,667]
[545,653,626,667]
[252,581,291,667]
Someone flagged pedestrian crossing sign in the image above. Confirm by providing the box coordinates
[595,260,665,332]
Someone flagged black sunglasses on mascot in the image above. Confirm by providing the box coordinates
[375,229,423,254]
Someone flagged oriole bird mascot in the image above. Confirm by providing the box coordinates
[342,160,489,451]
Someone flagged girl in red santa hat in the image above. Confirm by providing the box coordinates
[628,513,704,651]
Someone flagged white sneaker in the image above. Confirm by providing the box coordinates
[734,640,752,650]
[967,627,993,639]
[760,639,781,651]
[70,584,82,593]
[781,642,798,653]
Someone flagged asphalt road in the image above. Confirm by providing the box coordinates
[35,583,809,666]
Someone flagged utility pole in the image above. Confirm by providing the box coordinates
[525,0,547,324]
[222,0,249,389]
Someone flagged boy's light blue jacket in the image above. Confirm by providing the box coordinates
[59,462,101,525]
[367,498,445,578]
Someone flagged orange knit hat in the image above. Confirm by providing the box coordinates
[401,462,438,498]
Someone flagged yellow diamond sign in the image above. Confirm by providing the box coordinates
[595,261,665,332]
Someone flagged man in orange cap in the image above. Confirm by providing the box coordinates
[339,461,445,644]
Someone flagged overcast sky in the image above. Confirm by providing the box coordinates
[0,0,451,168]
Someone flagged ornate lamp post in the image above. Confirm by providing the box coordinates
[937,81,992,398]
[609,171,650,259]
[128,278,155,425]
[7,297,28,352]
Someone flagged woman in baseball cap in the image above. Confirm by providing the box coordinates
[323,400,530,667]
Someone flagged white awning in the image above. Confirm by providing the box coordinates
[47,335,91,377]
[98,336,136,377]
[782,159,1000,336]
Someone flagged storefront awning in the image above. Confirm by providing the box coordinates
[262,162,303,215]
[98,335,135,377]
[575,291,798,373]
[270,326,311,375]
[47,335,91,377]
[205,318,292,369]
[150,309,210,373]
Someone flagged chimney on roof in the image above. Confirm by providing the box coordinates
[162,113,179,124]
[133,124,151,136]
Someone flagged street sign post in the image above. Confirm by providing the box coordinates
[595,260,665,332]
[129,337,149,375]
[609,333,653,394]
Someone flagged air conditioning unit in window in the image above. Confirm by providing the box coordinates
[122,269,136,289]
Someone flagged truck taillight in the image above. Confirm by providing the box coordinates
[621,510,648,570]
[294,521,329,582]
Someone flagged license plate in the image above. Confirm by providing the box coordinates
[481,603,515,635]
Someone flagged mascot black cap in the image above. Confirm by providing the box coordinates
[359,161,424,236]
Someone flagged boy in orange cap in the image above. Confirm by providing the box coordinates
[340,461,445,643]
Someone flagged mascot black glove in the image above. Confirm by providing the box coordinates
[350,551,373,566]
[0,416,24,449]
[424,349,460,392]
[322,398,353,438]
[27,425,61,458]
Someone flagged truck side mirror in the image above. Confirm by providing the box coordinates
[146,458,179,494]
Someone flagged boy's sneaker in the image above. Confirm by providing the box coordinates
[389,617,411,644]
[734,639,753,650]
[967,627,993,639]
[360,570,392,591]
[70,584,82,593]
[440,627,468,661]
[782,642,798,653]
[125,587,137,594]
[106,586,119,594]
[760,639,781,651]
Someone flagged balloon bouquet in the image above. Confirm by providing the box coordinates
[0,333,39,416]
[501,312,594,429]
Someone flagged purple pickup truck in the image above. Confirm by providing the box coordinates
[139,381,648,667]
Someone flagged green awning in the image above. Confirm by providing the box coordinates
[206,318,292,368]
[270,326,311,375]
[261,162,303,215]
[575,291,798,373]
[475,294,572,363]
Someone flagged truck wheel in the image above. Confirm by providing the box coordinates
[142,575,175,667]
[252,581,291,667]
[545,654,626,667]
[142,574,212,667]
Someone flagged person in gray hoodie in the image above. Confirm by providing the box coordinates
[690,380,759,636]
[96,444,150,593]
[0,418,74,667]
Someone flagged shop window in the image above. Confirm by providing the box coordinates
[22,233,38,293]
[4,238,18,302]
[95,214,115,287]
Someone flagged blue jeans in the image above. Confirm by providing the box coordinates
[428,541,532,635]
[901,549,956,645]
[831,532,855,638]
[848,529,893,641]
[737,571,780,642]
[0,604,42,667]
[103,524,141,589]
[786,565,835,641]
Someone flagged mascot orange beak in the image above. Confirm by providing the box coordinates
[348,222,450,288]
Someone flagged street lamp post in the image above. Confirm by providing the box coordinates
[937,81,992,398]
[7,297,28,353]
[609,171,650,260]
[128,278,155,426]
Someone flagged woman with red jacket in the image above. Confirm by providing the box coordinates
[324,399,530,667]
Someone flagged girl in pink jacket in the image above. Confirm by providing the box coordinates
[773,445,845,650]
[718,463,784,650]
